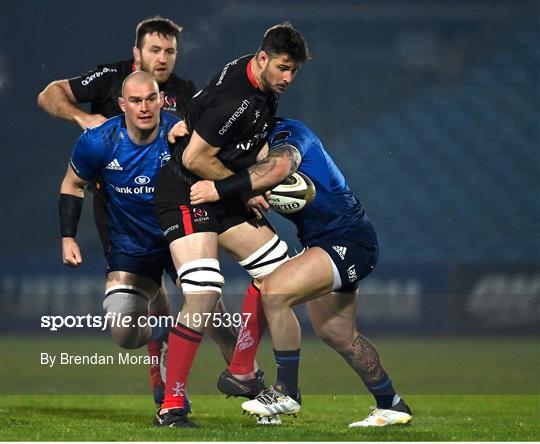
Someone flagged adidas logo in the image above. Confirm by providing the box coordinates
[105,159,123,170]
[332,245,347,260]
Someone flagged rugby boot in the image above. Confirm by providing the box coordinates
[241,383,301,417]
[348,398,412,427]
[154,408,196,428]
[256,414,282,425]
[217,369,266,399]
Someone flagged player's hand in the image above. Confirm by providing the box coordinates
[75,113,107,130]
[247,195,270,219]
[62,237,83,268]
[168,120,190,143]
[190,180,219,204]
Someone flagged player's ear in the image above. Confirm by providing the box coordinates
[133,46,141,68]
[159,91,164,108]
[257,50,268,67]
[118,97,126,113]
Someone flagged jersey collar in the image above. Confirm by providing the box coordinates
[246,58,261,89]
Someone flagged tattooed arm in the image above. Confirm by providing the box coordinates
[247,144,302,192]
[189,144,302,204]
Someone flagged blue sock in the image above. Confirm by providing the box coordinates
[366,374,397,409]
[274,349,300,400]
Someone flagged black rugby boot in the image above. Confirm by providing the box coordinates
[217,369,266,399]
[154,408,196,428]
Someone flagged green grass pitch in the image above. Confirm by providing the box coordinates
[1,335,539,440]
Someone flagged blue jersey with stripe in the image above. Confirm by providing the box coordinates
[268,118,370,246]
[70,112,179,255]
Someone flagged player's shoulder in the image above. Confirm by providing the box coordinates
[160,111,181,130]
[211,55,252,93]
[167,73,197,94]
[95,59,133,75]
[270,118,315,145]
[82,115,124,144]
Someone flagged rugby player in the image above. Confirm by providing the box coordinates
[153,23,309,428]
[190,117,413,427]
[39,17,239,406]
[59,71,178,368]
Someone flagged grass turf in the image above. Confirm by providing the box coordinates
[1,335,539,440]
[1,394,539,441]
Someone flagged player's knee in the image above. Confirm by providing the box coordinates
[103,285,151,316]
[103,286,151,349]
[109,321,146,349]
[239,235,289,280]
[315,323,354,354]
[260,280,291,312]
[178,258,224,296]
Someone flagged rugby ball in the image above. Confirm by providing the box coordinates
[268,171,316,214]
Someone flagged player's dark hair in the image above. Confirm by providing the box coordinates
[259,22,310,64]
[135,16,182,49]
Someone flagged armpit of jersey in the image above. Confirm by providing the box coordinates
[69,130,104,180]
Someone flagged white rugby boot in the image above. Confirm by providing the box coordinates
[349,398,412,427]
[256,414,282,425]
[242,385,301,417]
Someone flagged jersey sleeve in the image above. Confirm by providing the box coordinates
[69,130,103,180]
[269,125,306,159]
[68,63,120,104]
[193,97,251,147]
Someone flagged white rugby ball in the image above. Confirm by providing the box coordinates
[268,171,316,214]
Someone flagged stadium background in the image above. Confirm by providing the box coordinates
[1,0,538,402]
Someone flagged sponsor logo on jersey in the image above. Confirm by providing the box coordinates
[347,265,357,283]
[159,151,171,167]
[235,122,269,151]
[332,245,347,260]
[252,109,261,124]
[81,67,118,86]
[216,58,239,86]
[105,159,123,170]
[163,95,177,111]
[135,175,150,185]
[218,99,250,135]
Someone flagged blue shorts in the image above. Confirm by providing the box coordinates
[308,222,378,292]
[105,248,177,287]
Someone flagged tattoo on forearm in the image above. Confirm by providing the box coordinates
[248,156,278,178]
[248,144,301,178]
[341,334,386,385]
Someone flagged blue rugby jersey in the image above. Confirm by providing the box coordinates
[69,112,179,255]
[268,118,371,246]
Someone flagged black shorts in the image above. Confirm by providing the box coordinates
[106,248,177,287]
[154,164,257,244]
[311,222,379,292]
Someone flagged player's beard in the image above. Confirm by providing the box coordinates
[140,59,169,84]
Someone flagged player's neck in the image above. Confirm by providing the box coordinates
[125,121,159,145]
[248,57,264,90]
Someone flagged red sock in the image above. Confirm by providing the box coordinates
[161,323,202,411]
[228,282,267,375]
[148,308,169,386]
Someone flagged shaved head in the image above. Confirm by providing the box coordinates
[121,71,159,97]
[118,70,163,144]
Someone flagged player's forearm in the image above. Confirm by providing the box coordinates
[247,156,291,191]
[38,81,86,125]
[183,152,233,181]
